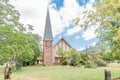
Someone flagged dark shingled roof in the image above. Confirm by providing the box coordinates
[44,7,53,40]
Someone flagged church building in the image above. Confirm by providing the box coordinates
[43,8,73,66]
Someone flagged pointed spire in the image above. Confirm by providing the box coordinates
[44,7,53,40]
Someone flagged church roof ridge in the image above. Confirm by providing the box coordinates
[54,37,74,50]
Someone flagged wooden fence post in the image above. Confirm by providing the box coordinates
[104,69,111,80]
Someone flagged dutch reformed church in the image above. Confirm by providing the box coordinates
[43,8,73,66]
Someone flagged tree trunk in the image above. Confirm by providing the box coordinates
[4,64,12,79]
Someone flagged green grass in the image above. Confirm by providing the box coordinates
[0,63,120,80]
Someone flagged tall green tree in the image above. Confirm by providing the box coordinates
[74,0,120,60]
[0,0,42,65]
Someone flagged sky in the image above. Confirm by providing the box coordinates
[10,0,98,51]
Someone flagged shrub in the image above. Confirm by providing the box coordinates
[79,60,85,65]
[70,59,78,66]
[62,60,68,65]
[84,61,97,68]
[117,60,120,63]
[94,59,107,67]
[77,63,82,67]
[69,50,79,67]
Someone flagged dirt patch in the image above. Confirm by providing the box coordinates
[113,77,120,80]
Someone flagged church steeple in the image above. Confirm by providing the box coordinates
[43,7,54,66]
[44,7,53,40]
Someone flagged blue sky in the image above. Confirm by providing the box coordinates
[51,0,98,50]
[10,0,98,51]
[51,0,90,10]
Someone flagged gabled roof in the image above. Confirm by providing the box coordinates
[44,7,53,40]
[54,37,74,50]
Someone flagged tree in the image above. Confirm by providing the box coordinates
[94,0,120,60]
[96,42,111,61]
[27,34,42,65]
[0,1,42,79]
[57,46,69,65]
[68,50,80,67]
[74,0,120,60]
[0,0,22,63]
[0,0,42,66]
[58,46,65,57]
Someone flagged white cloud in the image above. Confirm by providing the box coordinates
[59,0,84,27]
[10,0,50,38]
[82,26,98,40]
[10,0,95,40]
[87,42,97,48]
[75,36,80,40]
[66,26,81,36]
[76,0,97,41]
[90,42,97,46]
[77,47,86,51]
[49,0,84,37]
[49,7,65,37]
[10,0,84,38]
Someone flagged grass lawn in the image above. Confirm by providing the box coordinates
[0,63,120,80]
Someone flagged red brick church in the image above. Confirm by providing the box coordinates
[43,8,73,66]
